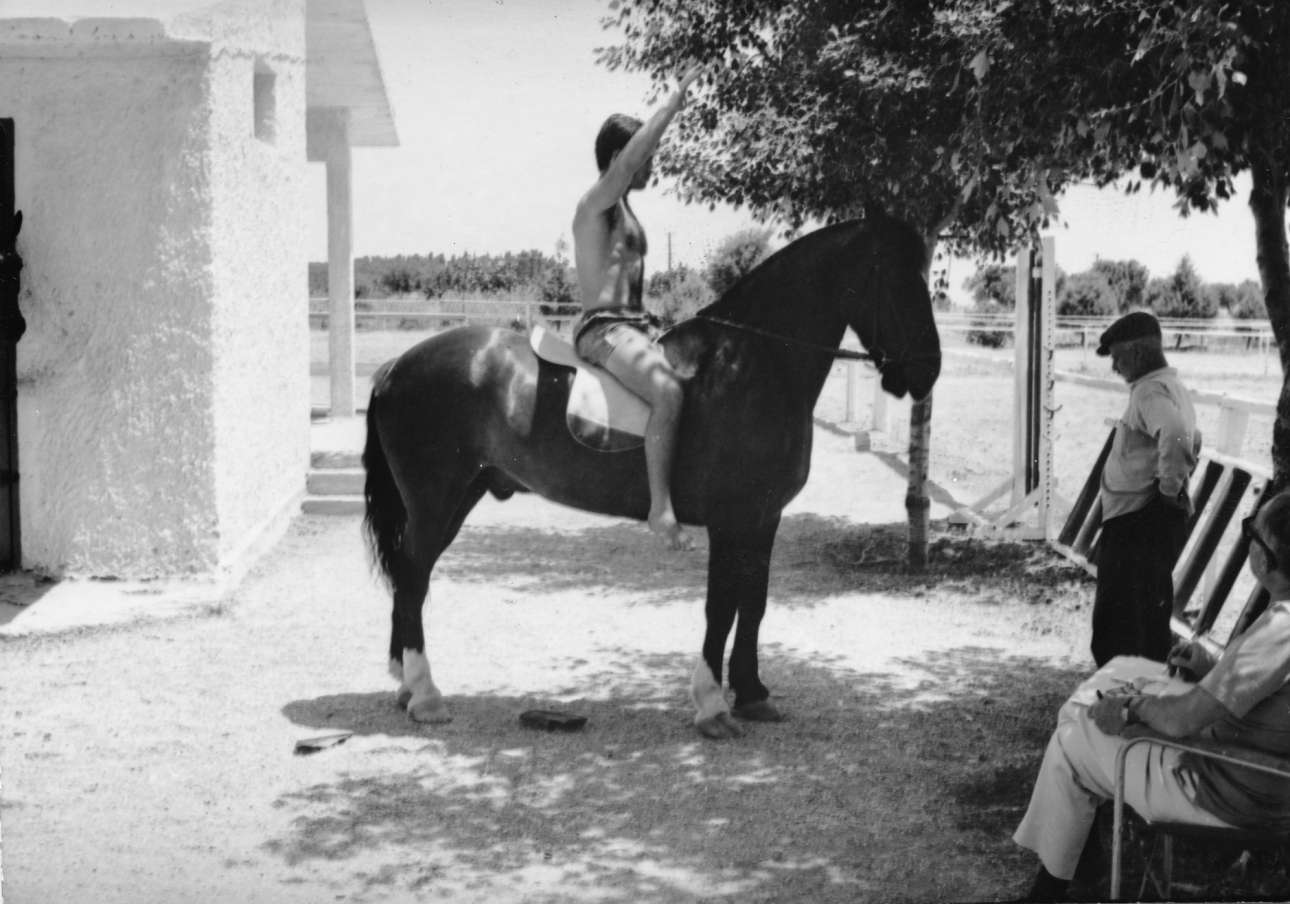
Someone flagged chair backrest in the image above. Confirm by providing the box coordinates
[1054,424,1273,653]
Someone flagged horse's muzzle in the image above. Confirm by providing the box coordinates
[883,355,940,402]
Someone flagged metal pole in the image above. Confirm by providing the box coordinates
[1012,248,1032,506]
[1038,236,1056,539]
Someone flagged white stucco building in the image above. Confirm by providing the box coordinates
[0,0,394,583]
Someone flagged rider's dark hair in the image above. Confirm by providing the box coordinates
[595,114,642,172]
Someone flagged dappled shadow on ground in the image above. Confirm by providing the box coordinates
[437,514,1092,611]
[274,645,1089,903]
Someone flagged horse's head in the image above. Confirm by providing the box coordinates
[843,212,941,401]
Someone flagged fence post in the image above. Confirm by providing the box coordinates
[872,376,889,434]
[845,360,861,423]
[1216,400,1250,457]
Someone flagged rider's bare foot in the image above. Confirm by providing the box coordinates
[649,509,694,551]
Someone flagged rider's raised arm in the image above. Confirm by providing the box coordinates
[577,66,703,215]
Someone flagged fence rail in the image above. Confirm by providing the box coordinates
[937,311,1274,349]
[311,302,1276,355]
[309,296,579,333]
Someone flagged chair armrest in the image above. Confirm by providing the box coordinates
[1119,727,1290,779]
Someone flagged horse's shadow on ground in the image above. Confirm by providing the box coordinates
[273,645,1097,904]
[433,512,1081,610]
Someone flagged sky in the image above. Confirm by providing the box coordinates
[11,0,1263,291]
[320,0,1267,297]
[305,0,755,270]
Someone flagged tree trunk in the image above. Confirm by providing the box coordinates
[1248,154,1290,490]
[905,228,942,571]
[906,394,934,570]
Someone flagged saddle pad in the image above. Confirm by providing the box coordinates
[530,325,647,452]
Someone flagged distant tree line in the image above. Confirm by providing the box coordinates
[965,256,1263,318]
[308,226,777,327]
[308,248,579,310]
[964,256,1265,347]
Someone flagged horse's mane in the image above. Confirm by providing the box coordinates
[695,216,927,322]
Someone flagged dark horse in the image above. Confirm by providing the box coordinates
[362,212,941,739]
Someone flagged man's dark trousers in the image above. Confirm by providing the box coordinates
[1091,496,1189,667]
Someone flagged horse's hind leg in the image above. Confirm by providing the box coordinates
[390,473,489,723]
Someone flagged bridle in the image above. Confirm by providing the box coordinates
[694,273,930,376]
[693,313,878,364]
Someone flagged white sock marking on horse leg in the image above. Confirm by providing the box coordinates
[402,649,441,702]
[690,659,728,722]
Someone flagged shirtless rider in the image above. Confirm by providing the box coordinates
[571,65,703,551]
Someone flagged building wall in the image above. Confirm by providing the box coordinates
[204,2,310,569]
[0,6,311,580]
[1,29,222,578]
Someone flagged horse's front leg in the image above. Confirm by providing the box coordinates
[728,514,784,723]
[692,516,782,739]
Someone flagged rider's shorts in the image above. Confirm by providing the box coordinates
[573,308,663,367]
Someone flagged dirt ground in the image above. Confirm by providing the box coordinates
[4,325,1282,904]
[0,424,1112,904]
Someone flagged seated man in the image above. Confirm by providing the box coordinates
[1012,489,1290,902]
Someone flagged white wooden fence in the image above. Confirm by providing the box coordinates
[939,311,1275,355]
[308,296,578,334]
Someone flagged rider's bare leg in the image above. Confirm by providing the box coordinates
[602,332,692,550]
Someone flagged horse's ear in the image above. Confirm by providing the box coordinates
[863,199,887,223]
[11,211,21,242]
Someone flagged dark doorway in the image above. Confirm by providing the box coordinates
[1,118,23,572]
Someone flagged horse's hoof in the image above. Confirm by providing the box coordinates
[732,700,785,722]
[408,699,453,724]
[695,711,744,740]
[396,689,412,710]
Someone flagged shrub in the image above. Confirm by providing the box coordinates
[539,264,578,309]
[647,265,714,326]
[1090,259,1149,313]
[1058,272,1117,316]
[704,227,773,297]
[967,298,1012,348]
[1212,279,1264,319]
[963,264,1017,311]
[1144,256,1216,319]
[379,268,420,296]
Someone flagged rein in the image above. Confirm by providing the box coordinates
[695,314,877,363]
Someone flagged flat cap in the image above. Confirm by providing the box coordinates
[1096,311,1161,356]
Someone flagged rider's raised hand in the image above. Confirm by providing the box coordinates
[678,64,705,95]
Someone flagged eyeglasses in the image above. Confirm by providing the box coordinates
[1243,515,1278,571]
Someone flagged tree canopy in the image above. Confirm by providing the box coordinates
[601,0,1290,484]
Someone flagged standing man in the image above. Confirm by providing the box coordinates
[1012,490,1290,902]
[1091,310,1200,666]
[571,65,703,551]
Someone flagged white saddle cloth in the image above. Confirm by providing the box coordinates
[530,325,648,451]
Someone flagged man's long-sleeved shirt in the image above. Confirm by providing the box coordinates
[1099,366,1200,522]
[1189,598,1290,830]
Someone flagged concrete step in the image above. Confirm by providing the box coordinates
[307,468,363,496]
[311,450,361,470]
[301,495,363,516]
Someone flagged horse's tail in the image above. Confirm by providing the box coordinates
[362,361,404,589]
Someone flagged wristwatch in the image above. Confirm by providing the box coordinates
[1121,696,1140,727]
